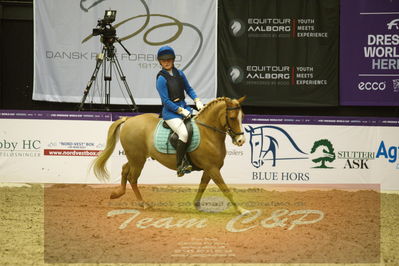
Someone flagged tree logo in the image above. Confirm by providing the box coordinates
[310,139,336,168]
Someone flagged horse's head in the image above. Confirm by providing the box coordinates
[245,125,264,168]
[225,96,246,146]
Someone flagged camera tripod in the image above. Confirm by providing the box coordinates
[77,39,138,112]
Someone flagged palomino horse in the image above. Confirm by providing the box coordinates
[93,96,248,214]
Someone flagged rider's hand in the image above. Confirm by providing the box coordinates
[178,107,191,118]
[194,98,204,111]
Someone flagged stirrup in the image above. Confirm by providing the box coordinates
[177,163,192,177]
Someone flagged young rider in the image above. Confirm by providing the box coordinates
[156,45,204,177]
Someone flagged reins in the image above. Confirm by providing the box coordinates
[194,104,244,138]
[195,120,227,135]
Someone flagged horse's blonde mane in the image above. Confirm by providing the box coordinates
[194,97,228,118]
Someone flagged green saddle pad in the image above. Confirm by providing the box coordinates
[154,120,201,154]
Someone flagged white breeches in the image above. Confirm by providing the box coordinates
[165,118,188,143]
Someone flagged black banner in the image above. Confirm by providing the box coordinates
[218,0,339,106]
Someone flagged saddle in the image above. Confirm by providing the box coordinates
[153,119,202,172]
[153,119,201,154]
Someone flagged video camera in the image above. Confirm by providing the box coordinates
[92,10,117,46]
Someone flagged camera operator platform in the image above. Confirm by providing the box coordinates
[78,10,138,112]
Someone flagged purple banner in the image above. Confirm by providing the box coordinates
[0,110,111,121]
[340,0,399,106]
[244,115,399,127]
[1,110,399,127]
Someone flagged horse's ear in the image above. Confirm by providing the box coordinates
[238,95,247,104]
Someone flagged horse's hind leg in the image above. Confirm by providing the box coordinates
[126,159,151,209]
[193,172,211,211]
[110,163,129,199]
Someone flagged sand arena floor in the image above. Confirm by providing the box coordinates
[0,183,398,265]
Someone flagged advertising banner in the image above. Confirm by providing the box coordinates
[1,110,399,190]
[340,0,399,106]
[33,0,216,105]
[218,0,339,106]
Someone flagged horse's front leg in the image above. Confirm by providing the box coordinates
[193,171,211,211]
[208,168,250,215]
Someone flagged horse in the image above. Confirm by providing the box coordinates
[92,96,249,214]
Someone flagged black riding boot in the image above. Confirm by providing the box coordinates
[176,140,192,177]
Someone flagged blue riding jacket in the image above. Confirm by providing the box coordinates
[156,68,198,120]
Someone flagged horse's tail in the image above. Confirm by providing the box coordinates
[92,117,128,181]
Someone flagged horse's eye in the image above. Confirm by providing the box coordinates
[255,141,260,146]
[229,117,236,121]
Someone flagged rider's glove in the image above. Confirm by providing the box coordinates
[177,107,191,118]
[194,98,204,111]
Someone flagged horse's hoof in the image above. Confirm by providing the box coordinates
[110,190,125,199]
[139,201,152,209]
[194,201,201,211]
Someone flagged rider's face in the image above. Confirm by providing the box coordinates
[159,59,174,71]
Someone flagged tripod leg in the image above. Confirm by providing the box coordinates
[104,55,112,110]
[113,56,138,112]
[77,53,104,111]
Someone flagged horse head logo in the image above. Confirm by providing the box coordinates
[245,125,307,168]
[231,20,242,35]
[387,18,399,30]
[229,19,245,37]
[229,66,243,84]
[246,126,278,167]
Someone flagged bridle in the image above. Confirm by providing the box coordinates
[225,106,245,138]
[195,104,244,139]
